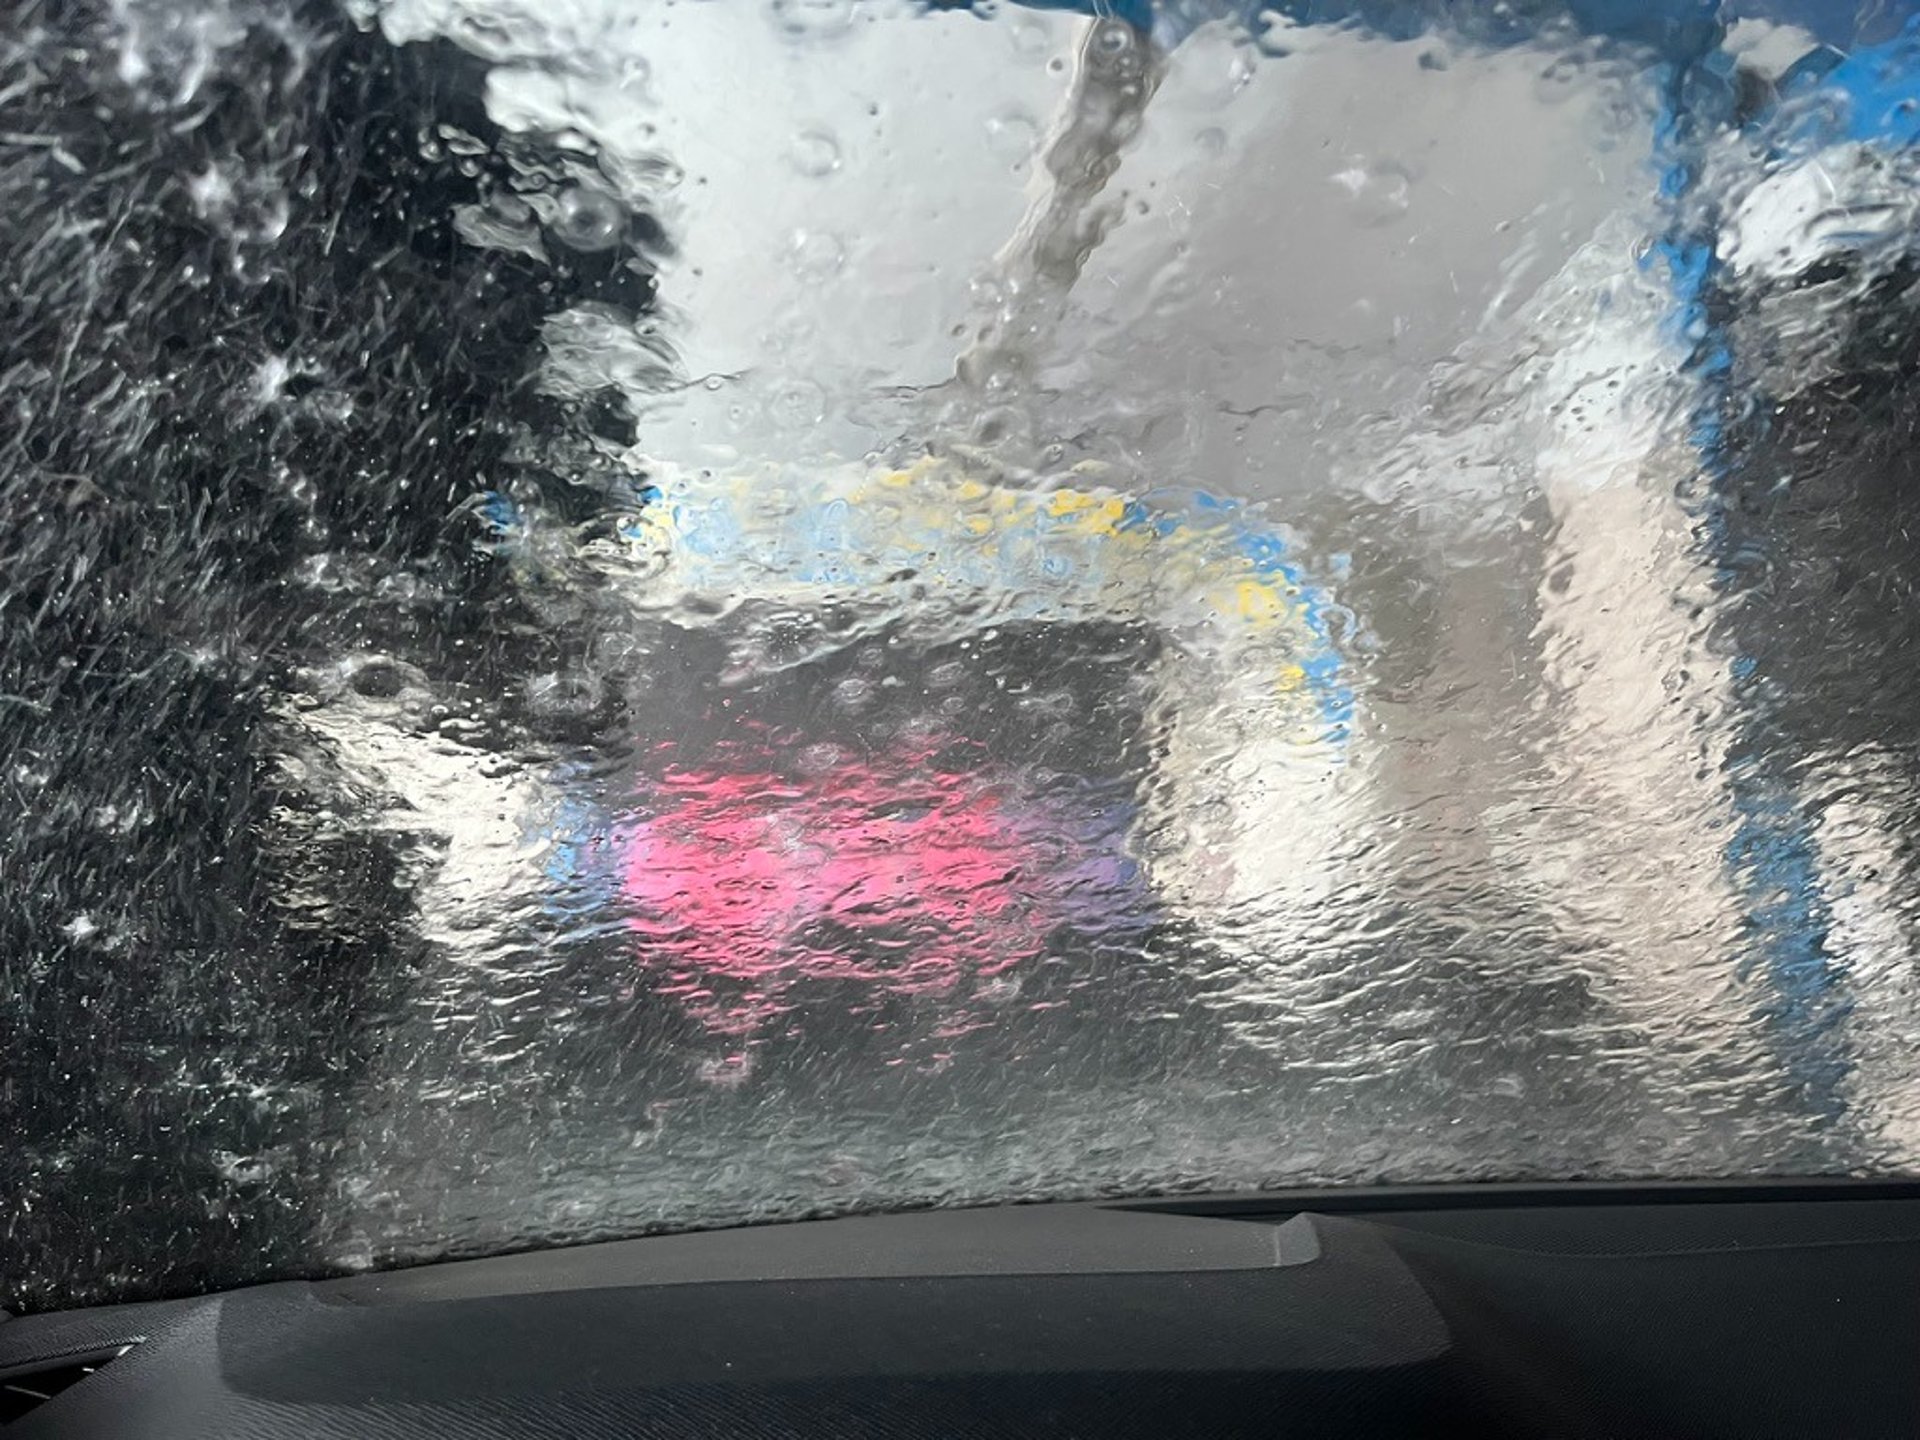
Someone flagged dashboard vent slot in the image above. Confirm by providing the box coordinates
[0,1345,136,1427]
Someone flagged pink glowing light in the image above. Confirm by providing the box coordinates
[618,734,1135,1040]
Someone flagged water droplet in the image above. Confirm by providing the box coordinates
[349,658,415,700]
[450,11,527,63]
[787,128,843,178]
[787,228,846,280]
[832,676,875,710]
[797,742,844,775]
[551,187,626,253]
[984,108,1039,163]
[771,0,855,42]
[525,669,606,719]
[926,660,968,690]
[437,125,488,159]
[1533,50,1592,106]
[1009,16,1050,57]
[1329,158,1415,227]
[770,378,828,427]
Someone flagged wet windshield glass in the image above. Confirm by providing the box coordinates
[8,0,1920,1311]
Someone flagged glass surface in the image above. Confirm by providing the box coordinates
[8,0,1920,1310]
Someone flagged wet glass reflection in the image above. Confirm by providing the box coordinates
[8,0,1920,1311]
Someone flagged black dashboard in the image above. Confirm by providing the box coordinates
[5,1180,1918,1437]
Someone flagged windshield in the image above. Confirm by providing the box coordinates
[9,0,1920,1312]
